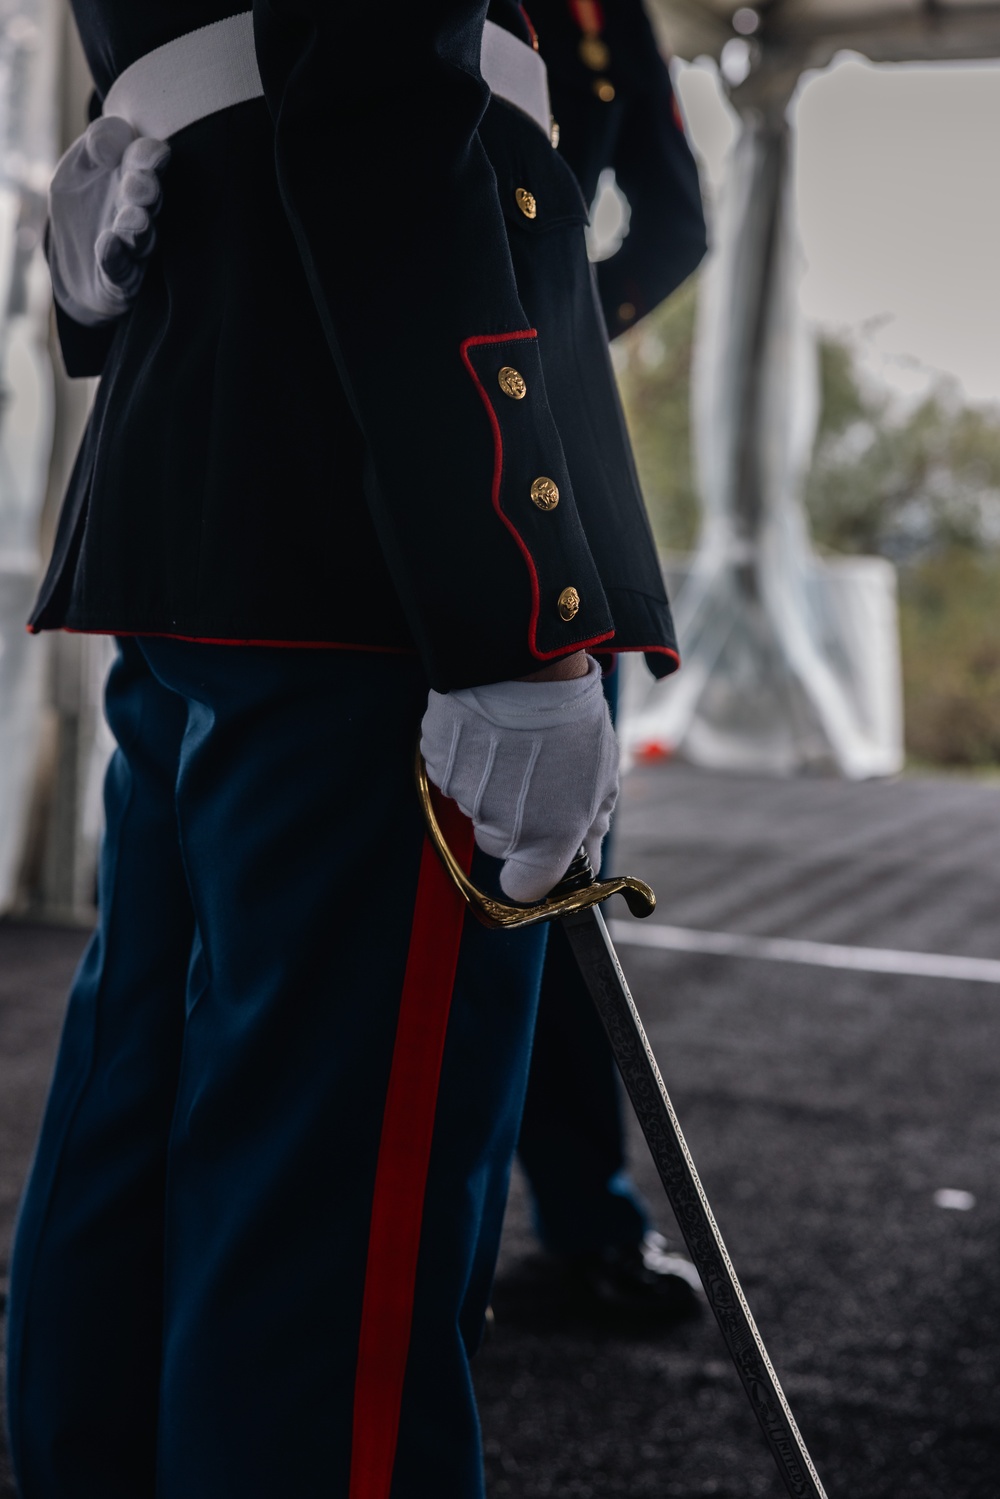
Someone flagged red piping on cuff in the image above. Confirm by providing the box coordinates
[609,645,681,666]
[459,331,614,663]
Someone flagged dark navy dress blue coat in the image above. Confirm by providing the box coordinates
[31,0,680,692]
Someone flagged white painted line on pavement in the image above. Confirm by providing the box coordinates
[606,919,1000,986]
[933,1189,976,1210]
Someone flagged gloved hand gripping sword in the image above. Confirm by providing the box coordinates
[416,752,830,1499]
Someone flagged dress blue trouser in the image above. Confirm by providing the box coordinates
[6,637,546,1499]
[517,663,651,1254]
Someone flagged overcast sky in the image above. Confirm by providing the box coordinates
[675,54,1000,410]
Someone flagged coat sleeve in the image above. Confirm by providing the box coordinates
[596,11,707,339]
[252,0,614,689]
[52,296,119,378]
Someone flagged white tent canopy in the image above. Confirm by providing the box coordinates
[650,0,1000,72]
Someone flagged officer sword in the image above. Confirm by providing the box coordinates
[416,755,829,1499]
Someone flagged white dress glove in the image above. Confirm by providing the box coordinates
[47,116,170,327]
[421,657,619,904]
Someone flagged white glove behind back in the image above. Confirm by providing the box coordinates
[48,116,170,327]
[421,657,619,904]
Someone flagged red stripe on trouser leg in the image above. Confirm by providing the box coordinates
[348,794,476,1499]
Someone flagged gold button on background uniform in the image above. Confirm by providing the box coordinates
[594,79,616,102]
[498,367,527,400]
[515,187,537,219]
[530,477,560,511]
[579,34,610,69]
[558,586,581,622]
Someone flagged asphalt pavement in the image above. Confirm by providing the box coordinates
[2,763,999,1498]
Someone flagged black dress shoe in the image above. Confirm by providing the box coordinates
[560,1230,705,1324]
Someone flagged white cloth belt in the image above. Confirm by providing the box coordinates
[103,13,552,142]
[103,13,263,142]
[479,21,551,138]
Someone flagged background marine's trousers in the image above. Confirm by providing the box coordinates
[518,665,652,1255]
[6,637,546,1499]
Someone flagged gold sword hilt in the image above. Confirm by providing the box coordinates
[415,750,656,931]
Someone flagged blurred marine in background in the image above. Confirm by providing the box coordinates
[516,0,708,1319]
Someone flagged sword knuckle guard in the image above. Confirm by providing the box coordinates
[415,750,655,929]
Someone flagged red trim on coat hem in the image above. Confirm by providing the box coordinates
[43,626,415,654]
[459,330,614,663]
[348,794,475,1499]
[33,627,676,669]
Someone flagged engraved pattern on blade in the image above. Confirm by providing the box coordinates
[563,908,828,1499]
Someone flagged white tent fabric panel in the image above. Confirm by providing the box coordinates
[0,0,60,911]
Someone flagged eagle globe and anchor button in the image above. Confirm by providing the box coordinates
[531,476,560,511]
[557,586,580,622]
[515,186,537,219]
[498,366,527,400]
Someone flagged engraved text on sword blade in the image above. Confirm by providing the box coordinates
[561,905,829,1499]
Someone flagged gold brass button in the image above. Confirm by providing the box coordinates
[593,79,616,103]
[531,476,560,511]
[550,116,560,148]
[618,301,636,323]
[515,187,537,219]
[498,366,527,400]
[579,34,610,70]
[558,586,581,622]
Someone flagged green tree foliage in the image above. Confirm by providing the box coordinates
[806,336,1000,766]
[614,276,699,552]
[899,550,1000,766]
[806,348,1000,563]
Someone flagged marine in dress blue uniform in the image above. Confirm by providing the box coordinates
[518,0,707,1284]
[8,4,681,1496]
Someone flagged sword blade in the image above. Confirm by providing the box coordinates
[561,904,829,1499]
